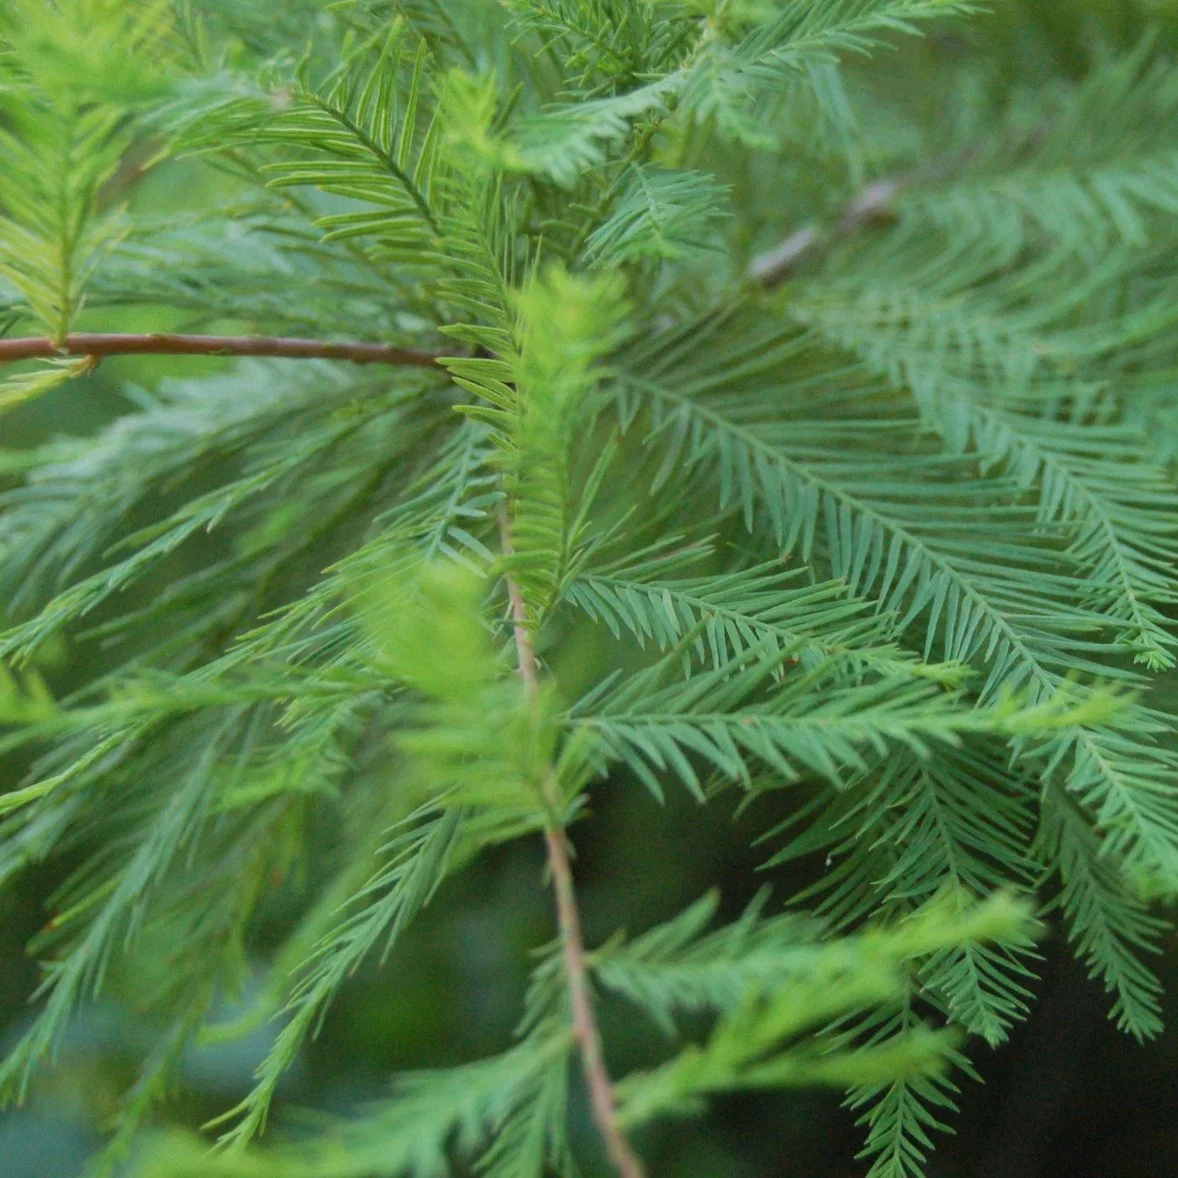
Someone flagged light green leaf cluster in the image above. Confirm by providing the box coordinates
[0,0,174,400]
[612,893,1030,1129]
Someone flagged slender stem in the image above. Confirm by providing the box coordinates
[747,177,907,288]
[0,332,442,368]
[500,519,646,1178]
[543,824,645,1178]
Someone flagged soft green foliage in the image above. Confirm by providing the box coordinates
[2,2,1178,1177]
[0,0,166,341]
[611,893,1027,1128]
[137,1033,577,1177]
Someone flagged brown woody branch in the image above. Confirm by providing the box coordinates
[500,518,646,1178]
[0,332,442,368]
[542,822,643,1178]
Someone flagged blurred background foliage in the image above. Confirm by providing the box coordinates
[5,1,1178,1175]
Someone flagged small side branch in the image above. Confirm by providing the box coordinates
[0,332,442,368]
[748,177,906,288]
[501,521,645,1178]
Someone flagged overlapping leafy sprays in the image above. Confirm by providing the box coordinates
[1,3,1178,1177]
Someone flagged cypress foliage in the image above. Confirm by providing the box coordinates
[1,2,1177,1174]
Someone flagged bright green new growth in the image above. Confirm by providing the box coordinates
[0,2,1177,1176]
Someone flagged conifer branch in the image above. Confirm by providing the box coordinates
[0,174,903,374]
[501,517,646,1178]
[4,6,1177,1173]
[0,333,442,368]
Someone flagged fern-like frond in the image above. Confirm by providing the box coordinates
[569,637,1047,801]
[584,164,732,267]
[180,25,442,264]
[442,70,681,187]
[503,0,692,93]
[1036,786,1167,1040]
[0,0,170,339]
[453,266,630,620]
[0,711,243,1103]
[473,1047,575,1178]
[898,43,1178,260]
[0,360,443,663]
[792,246,1178,669]
[841,1000,972,1178]
[592,890,825,1032]
[2,6,1178,1176]
[617,302,1178,1027]
[678,0,979,146]
[613,892,1030,1130]
[617,327,1096,698]
[213,805,466,1145]
[332,0,484,69]
[564,548,968,683]
[92,207,423,334]
[765,745,1040,1045]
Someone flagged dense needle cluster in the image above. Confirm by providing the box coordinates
[2,2,1178,1175]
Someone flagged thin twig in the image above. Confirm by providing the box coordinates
[500,517,646,1178]
[748,176,907,288]
[542,824,645,1178]
[0,332,442,368]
